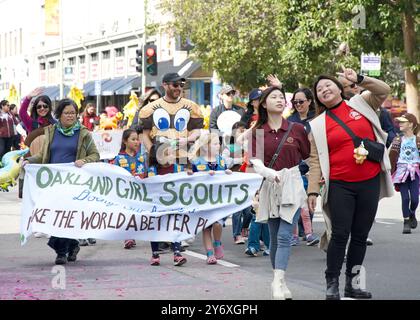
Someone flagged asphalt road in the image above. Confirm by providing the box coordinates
[1,186,419,300]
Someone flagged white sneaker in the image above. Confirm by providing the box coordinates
[34,232,48,238]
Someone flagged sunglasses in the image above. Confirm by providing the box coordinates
[170,82,185,88]
[226,91,236,97]
[344,83,357,89]
[149,98,158,103]
[292,99,307,106]
[36,104,49,110]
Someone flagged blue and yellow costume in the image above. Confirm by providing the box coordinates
[113,146,157,178]
[191,155,227,172]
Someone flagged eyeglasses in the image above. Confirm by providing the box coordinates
[292,99,307,106]
[63,112,77,116]
[36,104,49,110]
[170,82,185,88]
[226,91,236,97]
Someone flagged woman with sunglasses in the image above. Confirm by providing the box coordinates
[19,88,56,134]
[131,88,162,131]
[288,88,316,134]
[0,100,20,158]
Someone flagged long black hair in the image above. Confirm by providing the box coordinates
[312,75,346,115]
[291,88,316,114]
[254,86,286,129]
[30,95,53,120]
[141,88,162,108]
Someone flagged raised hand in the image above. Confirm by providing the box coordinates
[336,65,358,83]
[267,74,282,88]
[27,88,44,99]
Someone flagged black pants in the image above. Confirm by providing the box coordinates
[326,174,380,278]
[48,237,79,256]
[0,137,13,159]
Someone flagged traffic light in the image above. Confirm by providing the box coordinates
[144,44,158,76]
[135,48,143,73]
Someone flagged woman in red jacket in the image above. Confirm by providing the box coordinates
[81,103,99,131]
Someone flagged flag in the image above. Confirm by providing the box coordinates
[45,0,60,36]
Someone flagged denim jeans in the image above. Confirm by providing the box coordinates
[247,214,270,251]
[267,209,300,270]
[151,241,181,253]
[231,206,253,237]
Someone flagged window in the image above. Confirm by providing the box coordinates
[115,47,125,57]
[90,52,98,61]
[39,63,46,70]
[102,50,110,59]
[68,57,75,65]
[49,61,56,69]
[79,55,86,64]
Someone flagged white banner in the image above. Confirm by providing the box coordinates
[91,130,123,160]
[20,163,262,245]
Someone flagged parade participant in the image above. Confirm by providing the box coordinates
[9,104,22,150]
[19,88,56,134]
[140,72,204,267]
[22,98,100,265]
[112,128,156,248]
[287,88,319,246]
[222,122,253,244]
[307,67,393,300]
[389,113,420,234]
[244,191,270,257]
[210,85,245,131]
[131,88,162,131]
[0,100,19,158]
[243,85,310,300]
[241,88,263,129]
[81,103,99,132]
[289,88,316,133]
[187,131,232,264]
[339,75,397,149]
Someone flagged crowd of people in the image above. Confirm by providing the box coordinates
[5,65,416,300]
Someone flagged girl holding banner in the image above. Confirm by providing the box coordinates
[22,99,100,265]
[112,128,156,249]
[188,131,232,264]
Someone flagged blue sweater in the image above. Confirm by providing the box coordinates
[49,129,80,164]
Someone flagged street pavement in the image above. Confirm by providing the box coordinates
[1,186,419,300]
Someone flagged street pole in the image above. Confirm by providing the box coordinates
[141,0,147,96]
[59,0,64,99]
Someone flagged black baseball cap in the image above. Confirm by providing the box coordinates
[162,73,186,84]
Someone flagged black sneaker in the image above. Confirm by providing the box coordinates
[403,219,411,234]
[68,246,80,262]
[366,238,373,246]
[410,215,418,229]
[55,255,67,265]
[79,239,89,246]
[87,238,96,245]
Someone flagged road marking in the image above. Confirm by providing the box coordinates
[375,221,396,225]
[183,250,240,268]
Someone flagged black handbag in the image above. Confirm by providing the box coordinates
[327,110,384,163]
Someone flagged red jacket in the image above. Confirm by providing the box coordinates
[82,114,99,131]
[0,111,19,138]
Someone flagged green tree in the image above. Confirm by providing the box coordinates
[163,0,418,112]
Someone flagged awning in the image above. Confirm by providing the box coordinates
[101,77,132,96]
[83,79,112,96]
[115,75,140,95]
[42,85,71,101]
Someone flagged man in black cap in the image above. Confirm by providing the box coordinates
[139,72,203,267]
[210,85,245,131]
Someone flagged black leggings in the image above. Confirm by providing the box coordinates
[326,174,380,279]
[0,137,13,159]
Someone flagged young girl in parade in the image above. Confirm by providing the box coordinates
[188,131,232,264]
[112,128,156,249]
[389,113,420,234]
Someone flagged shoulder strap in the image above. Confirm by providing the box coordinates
[258,122,294,191]
[326,109,358,143]
[267,122,294,169]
